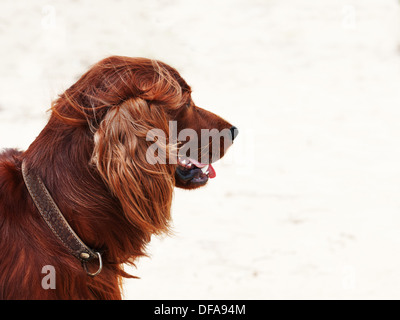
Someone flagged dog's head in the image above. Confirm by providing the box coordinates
[51,56,237,233]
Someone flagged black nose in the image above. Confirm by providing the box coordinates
[230,126,239,141]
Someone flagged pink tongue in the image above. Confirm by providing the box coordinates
[208,164,216,179]
[188,158,207,168]
[187,158,217,179]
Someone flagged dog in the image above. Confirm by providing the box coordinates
[0,56,237,299]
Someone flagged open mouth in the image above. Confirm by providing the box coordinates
[175,156,216,186]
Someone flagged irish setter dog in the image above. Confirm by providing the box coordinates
[0,56,237,299]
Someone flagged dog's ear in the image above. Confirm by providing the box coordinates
[91,97,175,235]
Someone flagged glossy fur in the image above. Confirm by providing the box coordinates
[0,56,233,299]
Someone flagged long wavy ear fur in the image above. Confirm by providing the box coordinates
[91,97,175,235]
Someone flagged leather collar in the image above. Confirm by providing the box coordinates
[21,160,102,277]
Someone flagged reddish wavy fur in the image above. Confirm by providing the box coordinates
[0,56,233,299]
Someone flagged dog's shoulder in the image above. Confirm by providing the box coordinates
[0,148,23,162]
[0,148,23,163]
[0,148,23,182]
[0,148,24,204]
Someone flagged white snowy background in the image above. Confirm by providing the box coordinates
[1,0,400,299]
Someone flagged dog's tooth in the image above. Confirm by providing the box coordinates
[201,165,209,173]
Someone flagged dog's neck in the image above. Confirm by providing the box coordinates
[23,117,151,269]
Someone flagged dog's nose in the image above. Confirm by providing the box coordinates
[230,126,239,141]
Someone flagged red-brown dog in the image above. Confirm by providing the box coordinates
[0,56,237,299]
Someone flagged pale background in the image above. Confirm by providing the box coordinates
[1,0,400,299]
